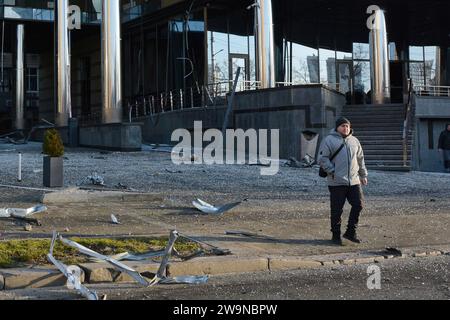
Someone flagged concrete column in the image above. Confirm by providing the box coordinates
[15,24,24,130]
[255,0,276,89]
[369,8,391,104]
[101,0,123,124]
[56,0,72,127]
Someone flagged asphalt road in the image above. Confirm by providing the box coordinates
[1,255,449,300]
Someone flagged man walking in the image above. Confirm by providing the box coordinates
[318,117,368,245]
[438,124,450,173]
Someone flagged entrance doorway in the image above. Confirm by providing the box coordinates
[390,61,404,103]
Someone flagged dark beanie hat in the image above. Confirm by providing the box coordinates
[336,117,351,129]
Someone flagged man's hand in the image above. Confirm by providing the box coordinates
[360,177,368,186]
[438,149,443,153]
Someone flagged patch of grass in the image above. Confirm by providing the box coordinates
[0,237,199,268]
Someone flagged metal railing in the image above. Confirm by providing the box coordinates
[414,85,450,97]
[80,79,351,124]
[403,78,414,167]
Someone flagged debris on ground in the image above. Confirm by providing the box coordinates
[111,214,121,225]
[78,173,105,187]
[225,230,277,242]
[24,224,33,232]
[385,247,403,256]
[58,233,150,287]
[165,169,183,174]
[192,198,245,215]
[47,232,99,300]
[46,230,210,300]
[0,205,46,226]
[285,155,317,168]
[147,230,209,286]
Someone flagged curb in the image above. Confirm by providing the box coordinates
[41,188,164,204]
[1,245,449,290]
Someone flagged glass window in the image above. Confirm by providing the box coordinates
[424,46,439,86]
[319,48,336,88]
[409,62,425,86]
[389,42,399,61]
[26,67,38,93]
[208,31,229,83]
[409,46,424,61]
[353,43,369,60]
[291,43,319,84]
[353,61,371,94]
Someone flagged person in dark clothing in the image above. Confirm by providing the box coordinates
[318,117,368,246]
[438,124,450,173]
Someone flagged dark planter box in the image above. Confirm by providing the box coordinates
[43,156,64,188]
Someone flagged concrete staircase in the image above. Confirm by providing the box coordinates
[341,104,413,171]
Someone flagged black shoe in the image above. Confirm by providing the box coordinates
[331,233,343,246]
[343,232,362,244]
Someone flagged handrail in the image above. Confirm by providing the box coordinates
[414,85,450,97]
[403,78,413,167]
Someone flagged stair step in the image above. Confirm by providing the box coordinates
[342,110,405,114]
[366,160,411,165]
[359,141,407,145]
[364,155,411,160]
[362,146,411,150]
[352,124,404,129]
[364,151,410,156]
[363,145,411,150]
[344,118,405,122]
[366,166,411,172]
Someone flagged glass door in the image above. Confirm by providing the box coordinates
[336,60,353,95]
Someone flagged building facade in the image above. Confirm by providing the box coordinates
[1,0,450,171]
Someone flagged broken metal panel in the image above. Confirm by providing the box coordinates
[0,205,47,224]
[110,214,120,225]
[59,235,150,287]
[47,232,99,300]
[156,230,179,279]
[193,199,243,215]
[88,250,166,263]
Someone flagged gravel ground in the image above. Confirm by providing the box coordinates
[1,142,450,199]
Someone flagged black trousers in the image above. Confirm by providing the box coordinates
[328,185,364,234]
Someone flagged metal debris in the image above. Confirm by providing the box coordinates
[192,198,243,215]
[385,247,403,256]
[148,230,210,286]
[111,214,121,225]
[88,250,166,263]
[0,205,48,218]
[47,232,99,301]
[149,230,180,286]
[225,230,277,241]
[78,172,105,186]
[58,234,150,287]
[285,155,316,168]
[0,205,46,226]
